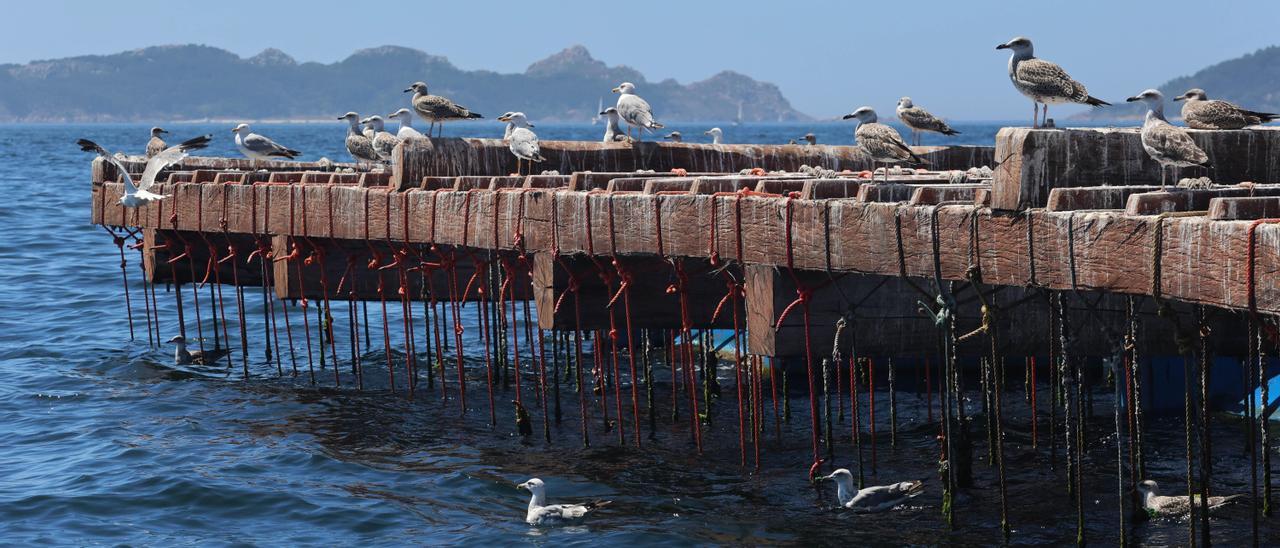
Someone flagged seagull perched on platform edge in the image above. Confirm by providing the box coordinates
[843,106,925,183]
[1173,88,1280,130]
[405,81,483,138]
[516,478,611,526]
[231,123,301,162]
[1127,89,1211,189]
[498,112,546,176]
[997,36,1109,128]
[146,127,168,158]
[612,81,664,142]
[896,97,959,146]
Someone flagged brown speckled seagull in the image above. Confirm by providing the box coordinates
[1173,88,1279,130]
[146,127,168,158]
[997,36,1109,128]
[895,97,959,146]
[843,106,925,183]
[405,81,483,138]
[1127,89,1211,188]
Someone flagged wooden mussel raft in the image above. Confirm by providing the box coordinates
[92,131,1280,542]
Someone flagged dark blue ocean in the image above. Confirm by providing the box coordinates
[0,121,1271,545]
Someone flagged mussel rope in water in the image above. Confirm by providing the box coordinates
[1263,317,1273,517]
[822,358,834,460]
[127,236,155,346]
[107,230,136,341]
[1249,315,1260,543]
[1197,305,1212,546]
[888,357,897,448]
[869,357,877,473]
[553,330,563,424]
[221,239,249,378]
[851,355,864,488]
[642,330,654,439]
[473,261,495,418]
[1054,292,1084,544]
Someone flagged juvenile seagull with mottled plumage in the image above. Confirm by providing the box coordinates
[612,82,664,142]
[1127,89,1211,188]
[339,112,378,166]
[146,127,168,158]
[405,81,482,138]
[997,36,1109,128]
[1173,88,1280,130]
[896,97,959,146]
[364,115,401,163]
[843,106,925,182]
[1137,479,1244,517]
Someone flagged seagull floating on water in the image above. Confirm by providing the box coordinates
[1173,88,1280,130]
[1137,479,1244,517]
[820,468,925,513]
[599,107,628,143]
[339,112,379,166]
[843,106,925,182]
[664,131,683,143]
[612,82,664,142]
[365,115,401,163]
[896,97,959,146]
[387,108,426,141]
[231,123,301,162]
[79,134,212,208]
[146,127,169,158]
[1126,89,1211,188]
[497,112,546,176]
[997,36,1109,128]
[167,335,230,366]
[405,81,482,138]
[705,127,724,145]
[516,478,611,526]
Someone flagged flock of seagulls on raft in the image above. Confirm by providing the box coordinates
[77,35,1269,524]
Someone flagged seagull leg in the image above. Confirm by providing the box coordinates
[1044,105,1050,127]
[1032,103,1038,129]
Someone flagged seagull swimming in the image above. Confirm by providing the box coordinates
[997,36,1109,128]
[365,115,401,163]
[146,127,169,158]
[843,106,925,182]
[1137,479,1245,517]
[79,134,212,208]
[600,107,628,143]
[516,478,611,526]
[339,112,379,166]
[705,127,724,145]
[612,82,664,141]
[820,468,925,513]
[801,133,816,146]
[405,81,483,138]
[1126,89,1211,188]
[664,131,683,143]
[1173,88,1280,130]
[896,97,960,146]
[231,123,301,162]
[388,108,426,141]
[497,112,546,176]
[167,335,231,366]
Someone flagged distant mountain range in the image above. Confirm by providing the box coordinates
[0,44,810,123]
[1074,45,1280,121]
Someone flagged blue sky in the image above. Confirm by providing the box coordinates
[8,0,1279,119]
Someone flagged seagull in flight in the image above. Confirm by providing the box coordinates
[516,478,611,526]
[78,134,212,208]
[819,468,925,513]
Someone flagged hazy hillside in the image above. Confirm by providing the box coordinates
[1074,45,1280,121]
[0,44,810,123]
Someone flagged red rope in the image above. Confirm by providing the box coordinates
[779,196,820,468]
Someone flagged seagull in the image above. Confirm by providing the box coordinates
[843,106,925,183]
[387,108,426,141]
[404,81,483,138]
[801,133,817,146]
[365,115,401,163]
[820,468,925,513]
[497,112,546,176]
[515,478,611,526]
[896,97,960,146]
[1137,479,1245,517]
[79,134,212,208]
[231,123,301,162]
[600,107,629,143]
[997,36,1109,128]
[339,112,379,166]
[664,131,683,143]
[612,82,664,141]
[705,127,724,145]
[146,127,169,158]
[1173,88,1280,130]
[1126,89,1211,188]
[497,111,518,140]
[167,335,230,366]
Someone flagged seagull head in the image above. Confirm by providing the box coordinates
[365,115,385,130]
[664,131,682,141]
[167,335,187,345]
[151,127,168,137]
[1137,479,1159,496]
[498,112,532,128]
[704,127,722,137]
[339,112,360,122]
[820,468,856,487]
[600,107,619,118]
[802,133,816,144]
[405,81,428,94]
[516,478,546,495]
[842,107,877,123]
[996,36,1033,54]
[897,97,914,109]
[388,108,412,121]
[1173,88,1207,102]
[612,82,636,95]
[231,123,250,134]
[1126,89,1164,106]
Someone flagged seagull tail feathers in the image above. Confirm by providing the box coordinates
[532,153,547,163]
[1084,96,1111,107]
[904,480,925,496]
[649,122,665,129]
[1246,110,1280,123]
[278,148,302,159]
[942,128,961,136]
[466,112,484,119]
[179,134,213,151]
[584,500,613,511]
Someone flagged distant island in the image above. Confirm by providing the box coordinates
[0,44,811,123]
[1074,45,1280,121]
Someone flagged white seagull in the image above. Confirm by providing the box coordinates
[1126,89,1211,188]
[516,478,611,526]
[843,106,925,182]
[388,108,426,141]
[339,112,379,166]
[497,112,546,176]
[600,107,628,143]
[231,123,301,162]
[704,127,724,145]
[612,82,664,141]
[1137,479,1245,517]
[820,468,925,513]
[997,36,1109,128]
[79,134,212,208]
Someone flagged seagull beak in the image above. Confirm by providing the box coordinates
[1172,94,1186,102]
[404,87,413,93]
[159,129,169,134]
[527,122,535,128]
[996,43,1009,50]
[842,114,857,120]
[516,482,527,491]
[1125,96,1142,103]
[611,87,621,93]
[599,110,608,116]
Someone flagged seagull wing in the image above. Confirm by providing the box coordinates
[346,134,379,162]
[245,132,300,159]
[847,480,924,512]
[858,123,922,163]
[1188,99,1264,129]
[140,134,211,189]
[899,107,957,135]
[618,95,662,130]
[1146,123,1210,166]
[510,128,546,162]
[1015,58,1093,104]
[373,132,401,161]
[79,139,138,194]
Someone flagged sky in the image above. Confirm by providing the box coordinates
[6,0,1279,120]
